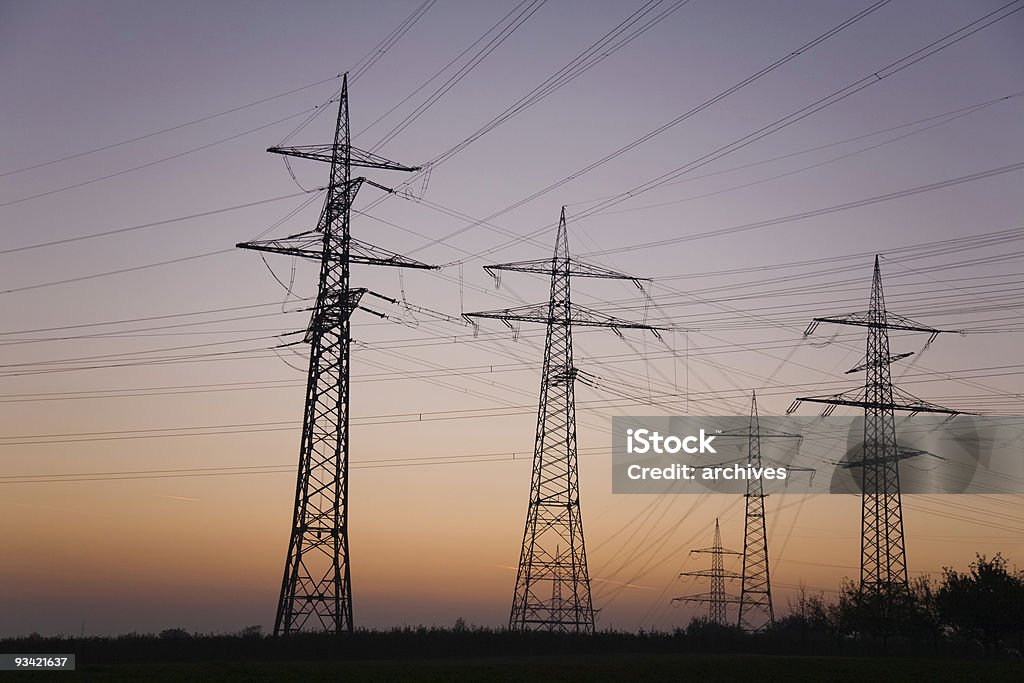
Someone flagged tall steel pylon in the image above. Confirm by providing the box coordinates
[738,393,774,631]
[722,392,807,631]
[789,256,959,592]
[693,393,805,631]
[237,74,436,635]
[672,518,741,625]
[465,208,663,634]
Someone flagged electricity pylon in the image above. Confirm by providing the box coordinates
[721,392,805,631]
[464,207,664,634]
[672,518,741,625]
[690,393,806,630]
[237,74,436,635]
[736,393,776,631]
[788,256,959,592]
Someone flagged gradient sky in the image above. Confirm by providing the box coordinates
[1,0,1023,637]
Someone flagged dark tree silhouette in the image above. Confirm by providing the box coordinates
[936,553,1024,655]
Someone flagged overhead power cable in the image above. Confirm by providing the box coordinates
[0,73,342,179]
[578,161,1024,257]
[0,108,321,210]
[0,190,318,256]
[275,0,438,145]
[369,0,550,153]
[451,0,1024,264]
[403,0,895,258]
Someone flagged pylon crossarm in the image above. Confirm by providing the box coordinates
[787,386,862,415]
[839,447,933,469]
[795,395,960,415]
[772,462,815,475]
[808,310,951,335]
[671,594,742,604]
[350,240,438,269]
[268,143,420,172]
[464,302,667,331]
[237,231,436,269]
[688,548,742,557]
[483,258,647,284]
[237,230,322,259]
[681,569,742,577]
[891,385,970,415]
[570,304,668,332]
[844,351,914,374]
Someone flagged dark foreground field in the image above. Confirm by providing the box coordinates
[5,653,1024,682]
[3,628,1022,681]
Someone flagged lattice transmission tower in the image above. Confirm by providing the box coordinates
[672,518,741,625]
[237,74,436,635]
[686,394,806,630]
[465,207,663,634]
[736,393,776,631]
[788,256,960,592]
[719,392,805,631]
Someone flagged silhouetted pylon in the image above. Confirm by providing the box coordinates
[790,256,960,593]
[672,518,741,625]
[738,393,775,631]
[465,208,665,633]
[237,74,436,635]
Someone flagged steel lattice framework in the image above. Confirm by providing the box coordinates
[737,393,775,631]
[693,394,806,631]
[237,74,434,635]
[789,256,959,592]
[726,393,798,631]
[465,208,663,634]
[672,518,741,625]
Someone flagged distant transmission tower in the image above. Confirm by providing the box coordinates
[789,256,959,592]
[690,393,806,630]
[672,518,741,625]
[465,207,663,634]
[238,74,436,635]
[736,393,775,631]
[720,392,803,631]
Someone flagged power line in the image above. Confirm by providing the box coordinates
[274,0,438,145]
[0,446,609,485]
[0,75,341,178]
[358,0,555,139]
[0,190,318,256]
[0,107,324,209]
[405,0,694,167]
[459,0,1024,264]
[566,90,1024,210]
[369,0,549,153]
[1,249,233,295]
[580,161,1024,257]
[405,0,895,259]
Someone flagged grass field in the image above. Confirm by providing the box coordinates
[10,653,1024,682]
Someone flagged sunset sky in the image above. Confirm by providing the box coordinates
[1,0,1022,637]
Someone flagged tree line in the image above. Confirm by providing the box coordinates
[767,553,1024,657]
